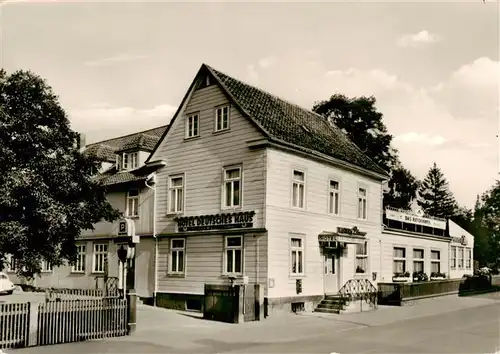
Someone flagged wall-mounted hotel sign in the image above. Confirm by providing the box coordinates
[318,226,366,245]
[451,235,468,246]
[386,208,446,230]
[174,211,255,232]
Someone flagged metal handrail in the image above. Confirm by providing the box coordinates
[338,278,378,308]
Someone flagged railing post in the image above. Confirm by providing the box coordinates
[27,302,39,347]
[126,289,137,335]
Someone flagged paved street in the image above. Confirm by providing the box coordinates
[8,292,500,354]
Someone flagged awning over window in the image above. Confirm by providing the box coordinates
[318,226,367,245]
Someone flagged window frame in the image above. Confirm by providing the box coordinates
[393,247,407,275]
[169,238,186,275]
[451,246,457,269]
[412,248,425,274]
[458,247,464,269]
[71,244,87,273]
[290,234,305,277]
[328,179,340,216]
[291,169,306,210]
[355,241,369,274]
[92,243,109,274]
[357,186,368,220]
[223,236,243,275]
[6,254,17,273]
[185,112,200,139]
[431,249,441,274]
[41,260,53,273]
[465,248,472,269]
[168,174,185,214]
[214,105,230,133]
[222,166,242,209]
[126,189,139,217]
[121,152,138,171]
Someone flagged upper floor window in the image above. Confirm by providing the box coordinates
[292,170,305,209]
[168,175,184,213]
[126,189,139,217]
[357,187,367,220]
[215,105,230,132]
[328,180,340,215]
[223,167,241,208]
[186,113,200,138]
[122,152,138,170]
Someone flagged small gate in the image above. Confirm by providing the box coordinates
[203,284,239,323]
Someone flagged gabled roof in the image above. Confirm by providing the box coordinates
[84,125,168,187]
[147,64,389,178]
[85,125,168,162]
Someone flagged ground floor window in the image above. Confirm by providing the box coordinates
[290,236,304,275]
[458,247,464,269]
[41,260,53,272]
[393,247,406,275]
[6,254,17,272]
[169,238,185,274]
[72,244,86,273]
[412,248,424,273]
[93,243,109,273]
[431,250,441,273]
[451,246,457,269]
[465,248,472,269]
[355,242,368,274]
[224,236,243,274]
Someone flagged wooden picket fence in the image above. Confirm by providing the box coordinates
[0,297,127,350]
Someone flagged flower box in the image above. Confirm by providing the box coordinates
[430,272,446,281]
[392,272,411,283]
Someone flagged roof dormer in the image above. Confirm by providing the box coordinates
[116,151,139,171]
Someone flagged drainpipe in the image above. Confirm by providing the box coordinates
[145,172,158,307]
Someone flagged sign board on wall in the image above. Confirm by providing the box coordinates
[116,218,138,243]
[386,209,446,230]
[174,211,255,232]
[451,235,468,246]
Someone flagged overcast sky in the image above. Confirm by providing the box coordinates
[1,0,498,209]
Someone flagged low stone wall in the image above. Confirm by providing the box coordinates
[378,275,500,306]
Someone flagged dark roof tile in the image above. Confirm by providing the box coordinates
[206,65,388,177]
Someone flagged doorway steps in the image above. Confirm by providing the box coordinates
[313,295,347,314]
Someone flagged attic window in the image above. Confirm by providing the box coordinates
[122,152,138,170]
[300,125,311,133]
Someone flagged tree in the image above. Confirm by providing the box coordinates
[477,181,500,268]
[0,69,120,277]
[417,162,457,219]
[313,94,397,172]
[313,93,419,209]
[383,162,420,210]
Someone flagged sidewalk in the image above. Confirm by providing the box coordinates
[298,292,500,327]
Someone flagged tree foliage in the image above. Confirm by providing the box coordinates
[312,93,419,209]
[417,162,457,219]
[0,69,120,277]
[475,181,500,268]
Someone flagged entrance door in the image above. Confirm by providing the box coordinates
[324,250,340,294]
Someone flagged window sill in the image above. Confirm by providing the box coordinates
[212,129,230,136]
[125,216,139,219]
[221,274,244,278]
[221,206,242,212]
[354,272,368,277]
[41,271,53,274]
[291,206,306,211]
[166,273,186,278]
[166,212,184,217]
[289,274,306,279]
[70,271,86,275]
[184,136,201,142]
